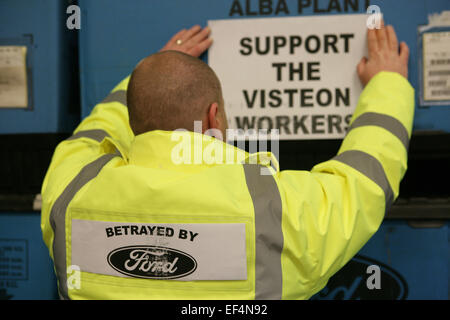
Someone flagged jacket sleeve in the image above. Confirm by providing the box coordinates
[278,71,415,298]
[40,76,133,254]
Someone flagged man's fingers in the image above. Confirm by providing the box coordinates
[160,25,213,57]
[357,56,367,77]
[386,25,398,51]
[179,25,202,43]
[167,29,187,47]
[188,38,213,58]
[399,41,410,63]
[376,23,388,49]
[367,28,378,57]
[185,26,211,50]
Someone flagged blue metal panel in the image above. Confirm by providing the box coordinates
[312,220,448,300]
[0,212,58,300]
[78,0,450,131]
[0,0,79,134]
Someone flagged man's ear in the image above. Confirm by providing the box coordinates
[207,102,220,130]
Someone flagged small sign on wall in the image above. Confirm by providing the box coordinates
[0,239,28,281]
[0,46,28,109]
[420,31,450,106]
[418,10,450,107]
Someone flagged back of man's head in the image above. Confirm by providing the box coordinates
[127,50,224,136]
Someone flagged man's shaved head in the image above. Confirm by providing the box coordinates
[127,51,225,136]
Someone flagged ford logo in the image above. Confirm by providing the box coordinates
[312,255,408,300]
[107,245,197,280]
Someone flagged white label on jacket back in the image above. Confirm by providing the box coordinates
[0,46,28,108]
[71,220,247,281]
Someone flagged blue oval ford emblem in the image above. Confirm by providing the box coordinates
[312,254,408,300]
[107,245,197,280]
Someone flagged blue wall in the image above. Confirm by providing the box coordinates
[78,0,450,131]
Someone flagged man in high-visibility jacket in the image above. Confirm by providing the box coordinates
[41,23,413,300]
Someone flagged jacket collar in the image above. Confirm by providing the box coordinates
[128,130,248,172]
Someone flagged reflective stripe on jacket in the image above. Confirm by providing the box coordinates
[41,71,414,299]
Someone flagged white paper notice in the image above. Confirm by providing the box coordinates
[0,46,28,108]
[208,15,368,140]
[423,31,450,102]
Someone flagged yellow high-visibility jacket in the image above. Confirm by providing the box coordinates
[41,71,414,300]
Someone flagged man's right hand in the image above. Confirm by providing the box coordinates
[357,23,409,87]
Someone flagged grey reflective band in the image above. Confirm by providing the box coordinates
[101,90,127,106]
[49,153,119,300]
[333,150,394,210]
[66,129,110,143]
[348,112,410,150]
[243,164,284,300]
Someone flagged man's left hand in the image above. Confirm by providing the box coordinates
[160,25,213,58]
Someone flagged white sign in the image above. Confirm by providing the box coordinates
[208,15,368,140]
[0,46,28,108]
[422,31,450,102]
